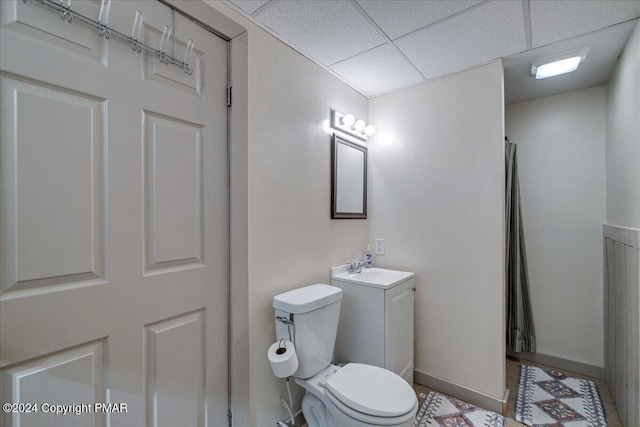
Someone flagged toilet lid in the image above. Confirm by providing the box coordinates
[325,363,416,417]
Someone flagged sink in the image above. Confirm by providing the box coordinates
[330,266,415,289]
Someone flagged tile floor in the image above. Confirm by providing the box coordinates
[413,357,622,427]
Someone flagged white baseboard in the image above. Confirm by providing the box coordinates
[507,350,605,379]
[413,370,505,414]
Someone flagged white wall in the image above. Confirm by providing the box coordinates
[368,61,506,404]
[607,21,640,229]
[605,20,640,427]
[505,86,607,368]
[204,3,370,425]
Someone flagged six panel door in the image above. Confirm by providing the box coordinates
[0,1,229,426]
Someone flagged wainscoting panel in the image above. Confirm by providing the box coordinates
[604,224,640,427]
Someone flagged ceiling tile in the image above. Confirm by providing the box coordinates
[395,0,527,80]
[254,0,387,65]
[530,0,640,48]
[227,0,271,15]
[330,44,424,97]
[357,0,484,40]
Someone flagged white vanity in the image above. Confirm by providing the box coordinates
[330,266,415,384]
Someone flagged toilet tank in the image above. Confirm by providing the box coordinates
[273,284,342,379]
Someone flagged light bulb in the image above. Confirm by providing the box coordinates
[341,114,355,127]
[354,120,366,131]
[364,125,376,136]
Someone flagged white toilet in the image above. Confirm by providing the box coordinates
[273,284,418,427]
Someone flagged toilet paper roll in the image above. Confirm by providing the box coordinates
[267,340,298,378]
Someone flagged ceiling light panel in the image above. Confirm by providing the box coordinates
[330,44,424,96]
[254,0,387,66]
[227,0,271,15]
[534,57,582,79]
[529,0,640,48]
[530,47,589,79]
[356,0,483,40]
[395,0,526,80]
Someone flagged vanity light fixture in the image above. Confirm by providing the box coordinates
[331,109,376,141]
[531,47,589,80]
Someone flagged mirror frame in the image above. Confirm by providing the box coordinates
[331,134,367,219]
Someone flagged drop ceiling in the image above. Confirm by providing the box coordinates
[224,0,640,98]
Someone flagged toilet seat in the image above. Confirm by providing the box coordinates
[325,388,417,426]
[325,363,416,419]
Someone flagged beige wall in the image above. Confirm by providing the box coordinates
[206,2,508,422]
[204,2,369,425]
[368,61,506,404]
[506,86,607,368]
[607,21,640,229]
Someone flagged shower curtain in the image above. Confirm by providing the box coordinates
[505,141,536,353]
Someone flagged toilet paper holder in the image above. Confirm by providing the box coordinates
[276,315,296,345]
[276,338,287,355]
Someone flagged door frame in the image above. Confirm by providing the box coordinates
[162,2,249,425]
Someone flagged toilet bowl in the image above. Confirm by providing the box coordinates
[295,364,418,427]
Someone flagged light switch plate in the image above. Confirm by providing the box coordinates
[374,238,385,255]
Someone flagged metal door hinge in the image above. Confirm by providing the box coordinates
[226,85,232,107]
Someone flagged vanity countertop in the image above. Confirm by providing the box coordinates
[330,265,415,289]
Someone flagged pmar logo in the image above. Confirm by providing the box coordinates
[94,403,128,413]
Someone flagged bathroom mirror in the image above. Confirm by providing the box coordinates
[331,134,367,219]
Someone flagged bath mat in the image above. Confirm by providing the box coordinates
[514,364,607,427]
[413,391,505,427]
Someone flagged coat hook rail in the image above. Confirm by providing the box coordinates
[22,0,195,75]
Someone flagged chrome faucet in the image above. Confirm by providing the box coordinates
[348,260,365,274]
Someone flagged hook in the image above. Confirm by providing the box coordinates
[131,10,143,53]
[183,39,194,75]
[159,25,171,65]
[60,0,72,23]
[98,0,111,39]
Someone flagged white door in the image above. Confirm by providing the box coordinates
[0,1,229,426]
